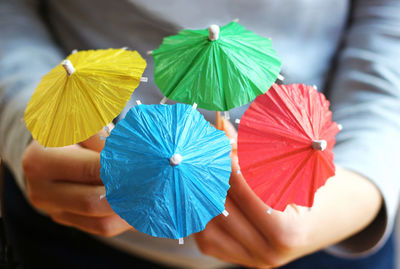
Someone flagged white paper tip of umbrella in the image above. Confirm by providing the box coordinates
[170,153,183,166]
[100,194,106,199]
[121,46,128,50]
[192,102,198,109]
[71,49,78,54]
[233,18,239,22]
[230,138,235,144]
[224,111,230,120]
[100,135,107,141]
[136,100,142,105]
[236,170,241,175]
[277,74,284,81]
[313,85,318,90]
[267,208,272,215]
[160,97,168,104]
[338,124,343,131]
[62,60,75,76]
[140,77,148,82]
[178,238,184,245]
[208,24,220,41]
[147,50,153,55]
[312,140,327,151]
[235,119,240,124]
[222,210,229,217]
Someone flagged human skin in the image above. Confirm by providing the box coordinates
[22,120,382,268]
[194,120,382,268]
[22,124,133,237]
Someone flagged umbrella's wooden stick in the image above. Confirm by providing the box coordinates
[216,111,224,130]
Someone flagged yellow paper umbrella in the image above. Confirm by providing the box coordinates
[24,48,147,147]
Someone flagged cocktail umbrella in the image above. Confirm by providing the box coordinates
[237,84,340,212]
[100,103,232,242]
[152,21,282,111]
[24,48,147,147]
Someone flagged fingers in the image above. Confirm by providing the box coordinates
[195,218,256,267]
[28,180,114,217]
[80,123,114,152]
[50,211,132,237]
[23,140,102,184]
[228,159,306,250]
[228,167,278,234]
[215,197,274,263]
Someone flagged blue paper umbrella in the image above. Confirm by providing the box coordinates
[100,103,232,240]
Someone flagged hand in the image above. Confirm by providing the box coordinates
[22,124,132,237]
[194,119,382,268]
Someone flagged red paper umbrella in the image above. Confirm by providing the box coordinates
[237,84,340,211]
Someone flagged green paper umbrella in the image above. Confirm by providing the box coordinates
[152,21,282,111]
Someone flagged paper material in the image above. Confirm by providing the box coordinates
[24,48,147,147]
[100,103,232,239]
[237,84,340,211]
[152,22,282,111]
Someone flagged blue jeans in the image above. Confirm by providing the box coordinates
[2,165,396,269]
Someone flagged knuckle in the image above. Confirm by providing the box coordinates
[195,232,214,255]
[197,240,213,255]
[26,189,43,209]
[258,254,284,268]
[97,219,116,237]
[82,157,100,182]
[22,143,43,178]
[269,223,307,254]
[81,196,99,215]
[22,149,35,176]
